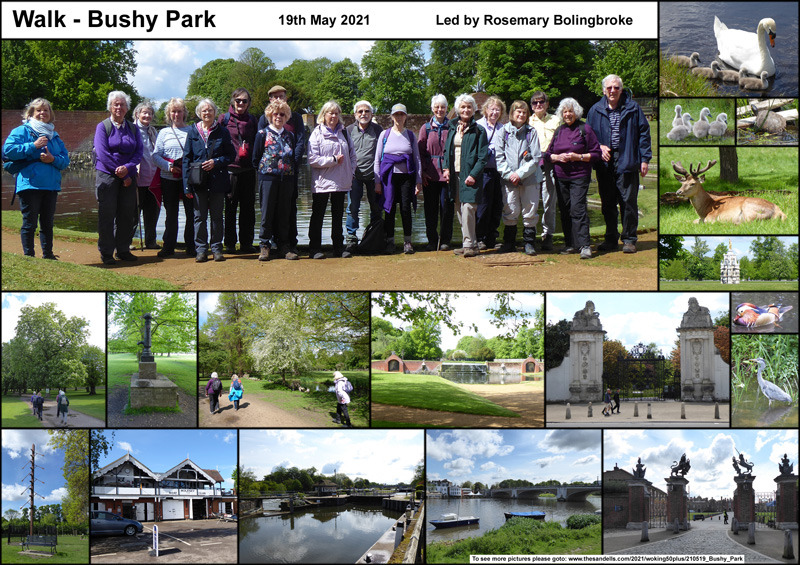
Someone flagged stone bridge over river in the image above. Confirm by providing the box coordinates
[485,485,600,502]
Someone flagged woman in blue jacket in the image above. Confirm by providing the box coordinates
[3,98,70,259]
[182,98,235,262]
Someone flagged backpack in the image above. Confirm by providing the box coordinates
[552,122,587,148]
[92,118,134,166]
[355,217,386,255]
[36,396,44,408]
[379,128,415,161]
[343,379,354,393]
[211,378,222,393]
[233,380,242,391]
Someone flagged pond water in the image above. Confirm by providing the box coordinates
[737,124,798,146]
[732,379,798,427]
[239,504,402,564]
[661,2,799,97]
[731,292,799,333]
[426,495,601,544]
[1,168,642,247]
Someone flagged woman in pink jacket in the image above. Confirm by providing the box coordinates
[307,101,357,259]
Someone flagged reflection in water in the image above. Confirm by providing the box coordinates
[239,504,401,564]
[732,380,798,428]
[731,292,799,334]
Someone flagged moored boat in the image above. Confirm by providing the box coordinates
[429,512,480,528]
[504,511,545,521]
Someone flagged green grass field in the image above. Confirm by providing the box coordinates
[659,52,717,97]
[371,371,521,418]
[659,147,798,235]
[1,535,88,564]
[659,98,735,147]
[57,389,105,420]
[660,280,799,291]
[1,395,44,428]
[108,353,197,395]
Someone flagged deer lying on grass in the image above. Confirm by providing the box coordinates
[672,160,787,224]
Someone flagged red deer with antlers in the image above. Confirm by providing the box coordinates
[672,160,787,224]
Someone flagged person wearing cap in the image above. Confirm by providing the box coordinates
[259,85,306,256]
[307,100,357,259]
[374,103,423,255]
[418,94,454,251]
[345,100,384,253]
[443,94,489,258]
[333,371,352,427]
[529,91,561,251]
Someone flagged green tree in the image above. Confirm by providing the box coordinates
[662,259,689,281]
[658,236,684,264]
[249,300,313,384]
[203,293,256,376]
[689,236,710,259]
[2,40,138,110]
[425,40,481,102]
[108,293,197,357]
[371,317,403,360]
[545,320,571,369]
[186,58,240,111]
[80,345,105,395]
[277,58,333,109]
[233,47,277,114]
[360,41,426,113]
[317,58,362,111]
[90,430,115,472]
[47,430,89,527]
[586,40,658,97]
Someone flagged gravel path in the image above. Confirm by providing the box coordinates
[198,392,334,428]
[107,384,197,428]
[20,395,105,428]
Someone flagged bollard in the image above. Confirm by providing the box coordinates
[784,529,795,560]
[634,402,639,417]
[747,522,755,545]
[673,518,680,534]
[588,402,593,417]
[714,402,720,419]
[732,517,739,534]
[394,519,405,548]
[647,403,652,419]
[681,402,686,419]
[566,403,571,419]
[641,521,649,542]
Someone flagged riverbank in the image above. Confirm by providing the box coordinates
[427,517,601,563]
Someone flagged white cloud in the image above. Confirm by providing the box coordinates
[443,457,473,477]
[42,487,68,504]
[1,293,105,349]
[533,455,565,468]
[2,483,29,504]
[132,41,197,103]
[222,432,235,444]
[426,430,514,462]
[2,430,53,460]
[755,431,775,452]
[199,292,220,319]
[118,441,134,454]
[574,455,600,466]
[538,430,600,453]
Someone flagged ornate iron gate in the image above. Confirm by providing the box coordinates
[605,343,678,401]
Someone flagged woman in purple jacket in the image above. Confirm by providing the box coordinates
[543,98,601,260]
[94,91,143,265]
[418,94,453,251]
[375,103,423,255]
[307,101,357,259]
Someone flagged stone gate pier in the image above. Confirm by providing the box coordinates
[567,301,605,403]
[676,297,729,402]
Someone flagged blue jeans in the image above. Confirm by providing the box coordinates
[18,189,58,257]
[193,190,225,254]
[346,176,383,241]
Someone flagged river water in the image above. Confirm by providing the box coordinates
[426,495,601,544]
[239,504,402,564]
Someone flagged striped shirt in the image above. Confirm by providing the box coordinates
[607,104,621,149]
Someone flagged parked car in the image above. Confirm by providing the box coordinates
[91,510,144,536]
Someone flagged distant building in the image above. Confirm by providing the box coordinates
[720,240,740,284]
[603,463,667,529]
[313,480,338,494]
[91,453,236,521]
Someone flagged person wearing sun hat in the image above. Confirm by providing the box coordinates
[333,371,353,427]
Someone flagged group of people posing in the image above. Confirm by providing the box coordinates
[4,75,651,262]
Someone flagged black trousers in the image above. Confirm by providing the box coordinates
[555,175,591,249]
[477,168,502,245]
[384,173,415,240]
[596,150,639,244]
[161,177,195,253]
[423,180,454,246]
[308,191,346,251]
[224,168,256,249]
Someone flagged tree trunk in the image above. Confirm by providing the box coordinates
[718,147,738,183]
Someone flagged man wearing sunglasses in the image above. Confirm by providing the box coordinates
[586,74,651,254]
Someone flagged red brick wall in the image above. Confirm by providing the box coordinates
[2,109,108,152]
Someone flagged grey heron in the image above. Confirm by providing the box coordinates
[745,358,793,406]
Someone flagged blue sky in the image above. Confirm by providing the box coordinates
[673,236,798,261]
[373,293,544,351]
[547,293,728,357]
[605,429,798,499]
[96,430,237,489]
[240,430,424,485]
[132,40,381,103]
[2,292,105,350]
[2,429,72,516]
[427,429,601,486]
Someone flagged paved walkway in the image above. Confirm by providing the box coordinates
[547,401,729,427]
[605,520,796,563]
[22,395,105,428]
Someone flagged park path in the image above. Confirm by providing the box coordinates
[198,391,334,428]
[21,395,105,428]
[608,519,782,562]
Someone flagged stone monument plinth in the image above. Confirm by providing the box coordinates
[720,240,740,284]
[567,301,606,403]
[665,476,689,530]
[676,297,716,401]
[733,474,756,531]
[129,312,178,409]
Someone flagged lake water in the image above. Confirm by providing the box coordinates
[426,495,601,544]
[1,168,647,248]
[239,504,402,564]
[660,1,799,96]
[731,292,799,333]
[732,380,798,427]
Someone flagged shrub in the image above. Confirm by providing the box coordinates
[566,514,601,529]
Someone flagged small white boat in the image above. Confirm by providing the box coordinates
[429,512,480,528]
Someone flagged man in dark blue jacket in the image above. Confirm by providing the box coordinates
[586,74,651,254]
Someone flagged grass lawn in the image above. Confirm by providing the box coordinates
[1,395,43,428]
[371,371,521,418]
[108,353,197,395]
[659,52,717,97]
[660,280,799,291]
[659,98,735,147]
[1,535,88,564]
[659,147,798,235]
[61,388,106,421]
[427,519,601,563]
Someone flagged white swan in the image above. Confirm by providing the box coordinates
[667,113,694,141]
[714,16,776,76]
[708,113,728,137]
[692,107,711,138]
[670,52,701,68]
[739,70,769,90]
[672,105,684,128]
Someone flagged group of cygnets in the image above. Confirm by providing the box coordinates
[669,15,777,91]
[666,105,728,141]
